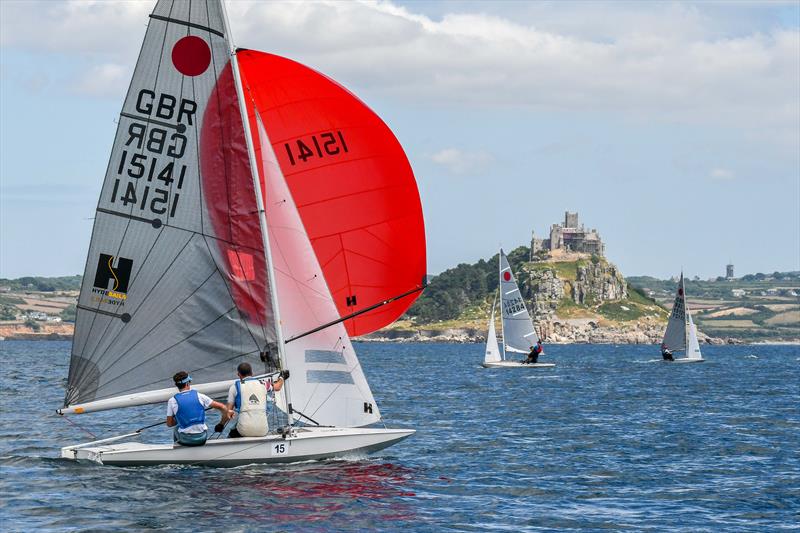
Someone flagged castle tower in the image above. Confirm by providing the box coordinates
[550,224,561,251]
[564,211,579,229]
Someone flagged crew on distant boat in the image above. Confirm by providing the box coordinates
[660,343,674,362]
[216,363,288,438]
[166,371,232,447]
[524,340,544,364]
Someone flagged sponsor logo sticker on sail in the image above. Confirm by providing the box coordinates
[92,254,133,302]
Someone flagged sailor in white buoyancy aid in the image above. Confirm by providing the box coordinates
[216,362,288,438]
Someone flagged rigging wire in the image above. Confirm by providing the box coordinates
[61,415,98,440]
[284,284,426,344]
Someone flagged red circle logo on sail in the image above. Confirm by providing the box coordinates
[172,36,211,76]
[503,272,511,281]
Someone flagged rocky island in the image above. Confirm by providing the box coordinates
[361,212,797,344]
[360,246,684,344]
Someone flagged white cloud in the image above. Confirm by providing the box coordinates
[71,63,129,97]
[709,168,735,180]
[0,1,149,60]
[229,1,798,147]
[1,0,798,147]
[430,148,493,175]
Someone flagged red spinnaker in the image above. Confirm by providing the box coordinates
[199,62,270,330]
[237,51,426,336]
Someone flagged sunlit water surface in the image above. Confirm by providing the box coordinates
[1,341,798,531]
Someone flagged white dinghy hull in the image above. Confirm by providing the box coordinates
[481,361,555,369]
[672,358,705,364]
[61,427,414,467]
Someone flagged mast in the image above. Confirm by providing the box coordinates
[220,3,295,426]
[682,273,689,355]
[499,250,506,361]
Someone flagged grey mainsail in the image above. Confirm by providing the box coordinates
[661,273,687,352]
[66,0,275,408]
[499,249,540,354]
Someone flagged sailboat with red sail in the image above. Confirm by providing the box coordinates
[59,0,426,466]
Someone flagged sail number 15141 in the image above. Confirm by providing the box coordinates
[284,131,348,166]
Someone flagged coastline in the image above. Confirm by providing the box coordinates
[1,322,796,345]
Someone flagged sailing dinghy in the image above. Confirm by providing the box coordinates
[482,250,555,369]
[59,0,426,466]
[659,273,704,364]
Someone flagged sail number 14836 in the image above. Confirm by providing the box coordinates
[284,131,348,166]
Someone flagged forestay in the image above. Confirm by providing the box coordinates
[485,292,502,363]
[662,273,687,352]
[499,250,540,354]
[253,113,380,427]
[65,0,275,410]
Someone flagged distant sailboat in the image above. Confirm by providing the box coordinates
[482,250,555,369]
[58,0,426,466]
[660,273,704,363]
[484,291,502,364]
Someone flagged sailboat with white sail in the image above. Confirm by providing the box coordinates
[59,0,427,466]
[659,273,704,364]
[482,250,555,369]
[484,291,502,365]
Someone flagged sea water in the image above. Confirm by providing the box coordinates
[0,341,798,531]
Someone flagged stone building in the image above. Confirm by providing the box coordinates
[530,211,605,259]
[726,264,734,279]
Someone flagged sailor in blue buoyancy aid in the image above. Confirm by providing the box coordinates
[166,371,232,446]
[216,362,289,438]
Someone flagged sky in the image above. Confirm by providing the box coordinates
[1,0,798,280]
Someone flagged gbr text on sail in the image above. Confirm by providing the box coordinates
[109,90,197,219]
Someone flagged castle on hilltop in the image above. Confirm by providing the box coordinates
[530,211,605,260]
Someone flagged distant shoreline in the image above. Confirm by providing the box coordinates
[2,321,797,345]
[2,332,797,346]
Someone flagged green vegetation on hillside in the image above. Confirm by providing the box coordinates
[0,276,80,324]
[597,302,645,322]
[0,294,25,321]
[408,247,530,322]
[628,273,799,341]
[555,298,596,319]
[407,247,664,326]
[528,259,589,281]
[0,294,25,306]
[0,275,82,292]
[406,249,797,342]
[60,304,77,323]
[627,272,800,300]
